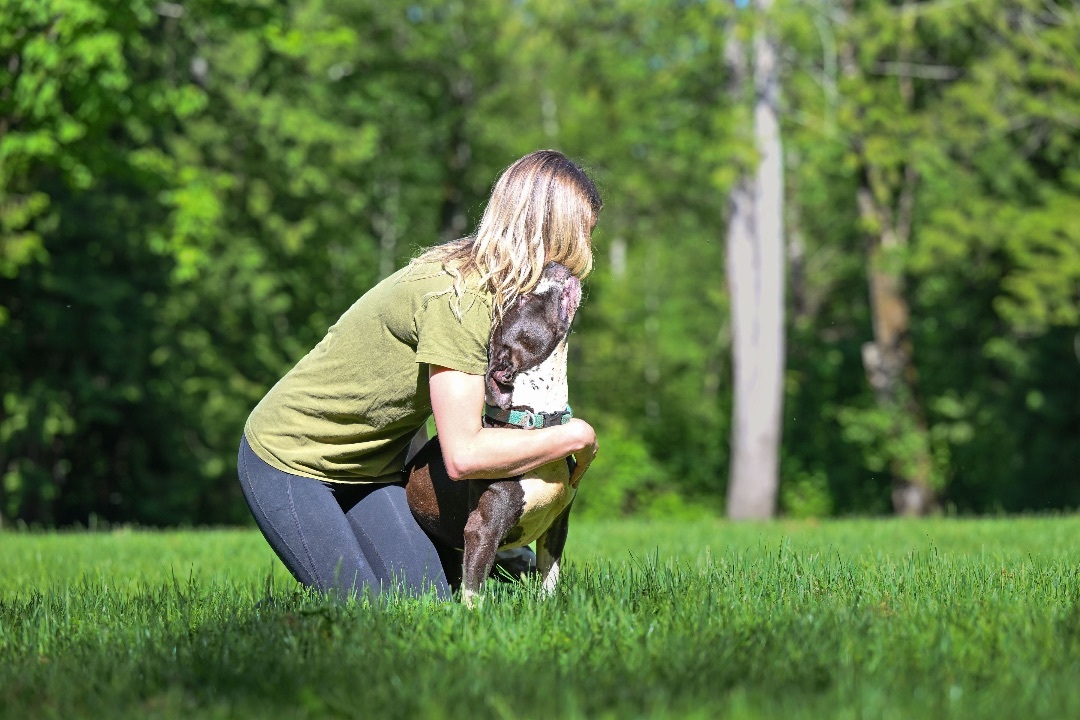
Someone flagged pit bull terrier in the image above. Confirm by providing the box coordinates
[405,262,583,607]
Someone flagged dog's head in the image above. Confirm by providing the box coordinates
[485,262,581,410]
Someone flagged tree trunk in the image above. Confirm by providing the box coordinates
[374,179,400,279]
[725,0,786,520]
[839,0,937,515]
[438,74,473,244]
[857,171,936,515]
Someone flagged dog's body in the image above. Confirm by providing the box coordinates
[405,263,582,606]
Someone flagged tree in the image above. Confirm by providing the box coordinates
[781,0,1080,515]
[724,0,786,519]
[3,0,1078,526]
[0,0,212,525]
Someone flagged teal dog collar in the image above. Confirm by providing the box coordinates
[484,404,573,429]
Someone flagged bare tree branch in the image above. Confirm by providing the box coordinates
[872,62,961,80]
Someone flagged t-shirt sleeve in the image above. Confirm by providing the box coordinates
[414,291,491,375]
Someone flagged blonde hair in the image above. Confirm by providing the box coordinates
[411,149,602,318]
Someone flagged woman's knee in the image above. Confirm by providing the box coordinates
[345,484,450,599]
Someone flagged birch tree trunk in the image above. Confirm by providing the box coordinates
[725,0,786,520]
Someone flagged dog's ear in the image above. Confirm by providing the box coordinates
[485,349,516,409]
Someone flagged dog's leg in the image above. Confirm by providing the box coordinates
[536,501,573,597]
[461,482,523,608]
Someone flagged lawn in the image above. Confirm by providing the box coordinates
[2,517,1078,719]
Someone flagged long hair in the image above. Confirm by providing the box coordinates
[411,149,602,318]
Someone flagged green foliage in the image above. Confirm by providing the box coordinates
[574,416,715,520]
[779,0,1080,513]
[0,0,207,524]
[1,0,1079,524]
[3,519,1080,718]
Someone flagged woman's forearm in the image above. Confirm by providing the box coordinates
[440,420,596,481]
[428,365,597,481]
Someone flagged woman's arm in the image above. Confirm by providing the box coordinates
[429,365,597,482]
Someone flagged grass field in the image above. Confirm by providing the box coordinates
[2,517,1079,719]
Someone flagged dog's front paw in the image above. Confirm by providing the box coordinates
[462,588,484,609]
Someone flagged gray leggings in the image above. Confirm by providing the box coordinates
[238,436,451,601]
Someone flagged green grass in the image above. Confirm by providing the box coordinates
[2,517,1079,719]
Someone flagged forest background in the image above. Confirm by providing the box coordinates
[1,0,1078,527]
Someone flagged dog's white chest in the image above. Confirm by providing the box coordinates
[503,340,569,413]
[491,335,576,551]
[498,460,575,550]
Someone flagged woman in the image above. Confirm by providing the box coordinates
[238,150,601,600]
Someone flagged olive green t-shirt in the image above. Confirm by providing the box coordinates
[244,262,493,482]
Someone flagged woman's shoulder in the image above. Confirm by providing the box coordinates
[400,261,492,303]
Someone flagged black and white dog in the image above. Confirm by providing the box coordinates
[405,262,583,606]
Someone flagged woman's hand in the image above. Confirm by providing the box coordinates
[564,418,598,488]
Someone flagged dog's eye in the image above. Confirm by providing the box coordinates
[519,334,541,355]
